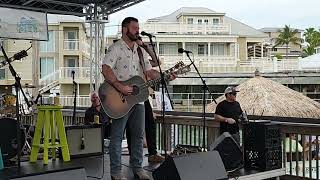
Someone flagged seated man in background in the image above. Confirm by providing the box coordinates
[85,91,111,142]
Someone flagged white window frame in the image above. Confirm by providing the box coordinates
[65,56,79,67]
[40,57,55,78]
[187,18,193,24]
[213,18,220,24]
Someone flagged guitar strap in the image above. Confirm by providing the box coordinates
[137,47,148,81]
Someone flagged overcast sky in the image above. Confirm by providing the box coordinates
[106,0,319,35]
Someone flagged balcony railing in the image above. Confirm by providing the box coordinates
[37,57,320,87]
[140,22,231,35]
[64,39,79,50]
[60,67,91,79]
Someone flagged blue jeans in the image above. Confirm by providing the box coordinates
[109,104,145,176]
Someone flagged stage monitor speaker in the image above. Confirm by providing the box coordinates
[65,124,103,158]
[153,151,228,180]
[209,132,243,172]
[11,167,87,180]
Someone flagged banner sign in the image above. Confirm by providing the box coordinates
[0,7,48,40]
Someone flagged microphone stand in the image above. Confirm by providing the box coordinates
[72,71,77,125]
[146,36,170,156]
[185,52,216,150]
[1,45,32,168]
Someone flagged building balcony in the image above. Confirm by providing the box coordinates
[63,39,79,50]
[140,22,231,35]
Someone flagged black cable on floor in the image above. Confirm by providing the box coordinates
[86,150,106,179]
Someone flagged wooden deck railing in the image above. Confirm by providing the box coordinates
[21,109,320,179]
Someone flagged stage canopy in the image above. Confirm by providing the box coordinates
[0,0,145,16]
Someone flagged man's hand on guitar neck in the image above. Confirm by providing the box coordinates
[168,72,177,81]
[113,81,133,96]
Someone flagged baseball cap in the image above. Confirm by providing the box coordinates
[224,86,239,94]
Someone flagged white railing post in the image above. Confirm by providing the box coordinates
[273,57,278,72]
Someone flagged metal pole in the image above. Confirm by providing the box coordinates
[94,5,99,91]
[32,40,39,97]
[89,21,93,92]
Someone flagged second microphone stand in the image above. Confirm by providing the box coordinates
[185,52,216,149]
[146,36,171,156]
[72,71,77,125]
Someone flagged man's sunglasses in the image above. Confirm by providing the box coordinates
[229,92,237,96]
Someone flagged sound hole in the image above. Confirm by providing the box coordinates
[132,85,139,95]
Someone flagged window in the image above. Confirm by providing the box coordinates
[198,44,205,55]
[187,18,193,24]
[198,19,202,25]
[64,30,78,50]
[204,19,209,24]
[159,44,164,55]
[65,31,77,40]
[40,57,55,78]
[0,69,5,80]
[211,43,225,55]
[40,31,54,52]
[159,43,178,55]
[213,18,219,24]
[65,56,79,67]
[272,48,277,52]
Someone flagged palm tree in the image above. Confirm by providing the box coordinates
[272,25,303,59]
[303,46,315,56]
[304,27,316,44]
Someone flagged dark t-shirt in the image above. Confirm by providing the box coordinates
[84,106,109,125]
[215,100,243,135]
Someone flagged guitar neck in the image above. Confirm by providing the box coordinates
[144,74,169,88]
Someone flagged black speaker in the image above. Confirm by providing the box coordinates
[153,151,228,180]
[209,132,243,172]
[11,167,87,180]
[243,121,282,171]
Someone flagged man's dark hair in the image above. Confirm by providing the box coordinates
[121,17,138,28]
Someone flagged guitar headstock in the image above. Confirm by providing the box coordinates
[173,61,185,69]
[165,61,185,74]
[174,64,191,75]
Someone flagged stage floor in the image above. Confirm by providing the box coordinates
[0,148,158,180]
[0,148,285,180]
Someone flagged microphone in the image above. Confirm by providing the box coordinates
[141,31,155,38]
[178,48,192,54]
[71,70,77,85]
[80,134,85,150]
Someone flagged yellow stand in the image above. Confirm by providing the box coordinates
[30,105,70,164]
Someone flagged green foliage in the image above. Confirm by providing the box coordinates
[303,27,320,56]
[272,25,303,59]
[274,54,283,60]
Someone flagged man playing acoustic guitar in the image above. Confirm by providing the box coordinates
[101,17,175,180]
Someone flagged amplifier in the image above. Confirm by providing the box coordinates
[65,124,104,158]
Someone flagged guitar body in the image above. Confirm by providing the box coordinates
[98,76,149,119]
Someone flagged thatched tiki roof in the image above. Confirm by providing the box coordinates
[207,76,320,119]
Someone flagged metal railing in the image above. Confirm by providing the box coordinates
[60,67,92,79]
[63,39,79,50]
[36,56,320,85]
[39,70,60,87]
[140,22,231,35]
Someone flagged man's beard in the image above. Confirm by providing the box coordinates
[126,31,138,41]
